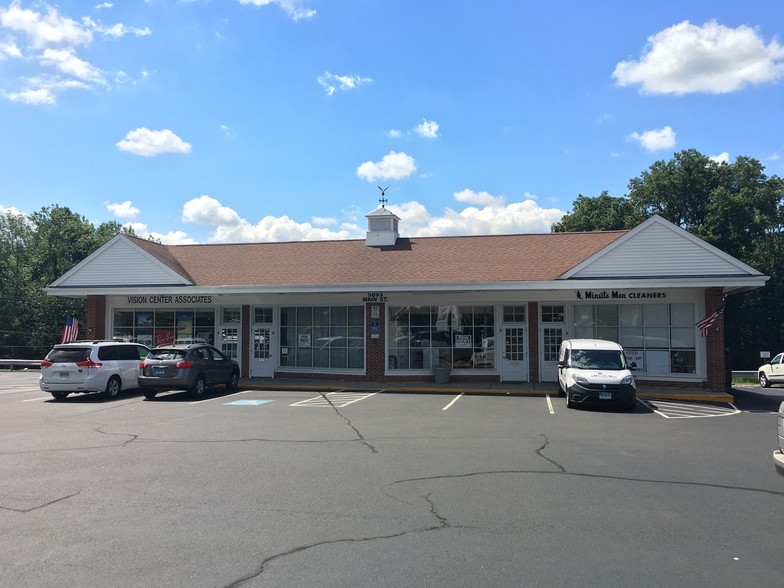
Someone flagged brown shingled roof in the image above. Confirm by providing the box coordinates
[129,231,626,287]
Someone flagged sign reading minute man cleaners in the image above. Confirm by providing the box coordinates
[575,290,668,300]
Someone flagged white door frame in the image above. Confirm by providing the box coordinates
[500,324,528,382]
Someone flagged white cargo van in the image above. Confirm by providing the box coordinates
[557,339,637,410]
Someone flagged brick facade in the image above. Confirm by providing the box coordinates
[86,295,106,339]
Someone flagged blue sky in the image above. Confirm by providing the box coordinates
[1,0,782,244]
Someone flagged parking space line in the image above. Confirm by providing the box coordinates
[545,394,555,414]
[189,390,248,405]
[639,398,740,418]
[290,391,378,408]
[22,396,52,402]
[442,393,463,411]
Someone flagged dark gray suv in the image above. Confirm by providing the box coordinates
[138,344,239,399]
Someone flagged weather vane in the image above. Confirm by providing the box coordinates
[377,185,389,207]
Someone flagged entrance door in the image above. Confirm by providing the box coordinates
[250,326,274,378]
[540,326,564,381]
[501,326,527,381]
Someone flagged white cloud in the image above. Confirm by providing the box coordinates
[0,204,25,216]
[0,1,151,104]
[627,125,676,152]
[106,200,140,220]
[124,222,198,245]
[0,1,93,49]
[95,3,113,9]
[40,48,105,84]
[182,195,243,226]
[767,153,781,161]
[176,194,566,243]
[709,152,730,164]
[115,128,192,157]
[356,151,417,181]
[312,216,336,226]
[238,0,316,21]
[453,189,505,207]
[388,197,565,237]
[317,72,373,96]
[388,129,402,138]
[415,119,439,139]
[613,20,784,95]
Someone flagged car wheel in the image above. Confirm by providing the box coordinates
[226,370,239,391]
[51,391,69,401]
[190,376,206,398]
[143,390,157,400]
[104,376,121,399]
[565,391,574,409]
[557,380,565,397]
[759,372,771,388]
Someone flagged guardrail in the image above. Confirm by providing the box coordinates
[0,360,41,370]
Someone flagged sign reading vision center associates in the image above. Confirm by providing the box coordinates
[574,290,668,300]
[126,295,214,304]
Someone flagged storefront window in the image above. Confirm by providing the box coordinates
[572,303,697,375]
[280,306,364,370]
[113,309,215,347]
[388,305,495,370]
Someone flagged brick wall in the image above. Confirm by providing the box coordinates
[86,296,106,339]
[704,287,727,392]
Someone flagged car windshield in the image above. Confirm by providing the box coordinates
[47,347,91,363]
[571,349,625,370]
[147,349,187,360]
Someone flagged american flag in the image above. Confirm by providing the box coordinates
[60,315,80,343]
[696,296,726,337]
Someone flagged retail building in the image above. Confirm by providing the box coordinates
[45,210,768,392]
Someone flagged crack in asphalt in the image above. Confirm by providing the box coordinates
[317,390,378,454]
[0,490,81,513]
[221,491,457,588]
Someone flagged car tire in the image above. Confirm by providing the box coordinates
[226,370,239,391]
[104,376,121,399]
[565,391,574,409]
[143,390,157,400]
[759,373,771,388]
[557,380,565,397]
[51,391,69,401]
[190,376,206,398]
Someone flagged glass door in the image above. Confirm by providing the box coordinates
[501,326,527,381]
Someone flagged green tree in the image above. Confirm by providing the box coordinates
[552,149,784,368]
[0,205,130,358]
[551,191,637,232]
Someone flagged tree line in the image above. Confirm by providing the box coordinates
[553,149,784,369]
[0,206,133,359]
[2,149,782,367]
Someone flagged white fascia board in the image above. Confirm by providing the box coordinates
[44,274,769,298]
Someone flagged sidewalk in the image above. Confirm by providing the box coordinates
[237,377,735,403]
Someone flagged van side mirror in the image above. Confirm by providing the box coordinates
[557,360,565,369]
[629,362,637,371]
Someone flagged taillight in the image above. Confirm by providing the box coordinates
[41,360,53,367]
[75,359,102,368]
[175,360,193,369]
[139,361,146,369]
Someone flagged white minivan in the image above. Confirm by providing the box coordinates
[557,339,637,410]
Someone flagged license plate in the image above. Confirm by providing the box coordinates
[153,367,166,376]
[599,392,612,400]
[59,372,70,378]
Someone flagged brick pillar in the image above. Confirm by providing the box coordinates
[366,302,385,381]
[86,295,106,339]
[241,305,251,378]
[528,301,539,383]
[704,288,726,392]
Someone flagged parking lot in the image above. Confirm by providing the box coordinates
[1,371,783,587]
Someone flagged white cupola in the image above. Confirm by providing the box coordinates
[365,205,400,247]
